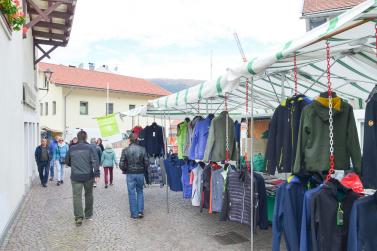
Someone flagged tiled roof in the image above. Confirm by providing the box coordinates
[39,62,170,96]
[303,0,365,15]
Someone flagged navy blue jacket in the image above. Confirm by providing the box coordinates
[164,154,183,192]
[266,96,311,175]
[35,145,52,167]
[143,123,164,157]
[347,192,377,251]
[361,93,377,188]
[254,172,268,230]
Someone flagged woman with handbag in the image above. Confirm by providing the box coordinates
[54,137,69,186]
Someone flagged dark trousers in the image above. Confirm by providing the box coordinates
[71,179,94,219]
[103,167,113,185]
[38,163,49,185]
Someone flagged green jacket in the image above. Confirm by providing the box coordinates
[101,148,117,167]
[177,121,188,159]
[293,98,361,174]
[203,111,237,162]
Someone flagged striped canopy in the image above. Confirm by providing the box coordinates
[122,0,377,118]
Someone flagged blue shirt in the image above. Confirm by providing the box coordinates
[189,116,213,160]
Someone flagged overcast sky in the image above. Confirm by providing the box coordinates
[44,0,306,79]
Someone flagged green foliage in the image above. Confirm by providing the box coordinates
[0,0,26,31]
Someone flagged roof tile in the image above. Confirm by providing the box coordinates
[39,62,170,96]
[303,0,365,14]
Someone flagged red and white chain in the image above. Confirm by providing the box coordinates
[326,41,335,182]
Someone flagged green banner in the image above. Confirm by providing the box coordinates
[96,114,120,138]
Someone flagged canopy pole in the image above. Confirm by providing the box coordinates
[249,76,254,244]
[163,112,169,214]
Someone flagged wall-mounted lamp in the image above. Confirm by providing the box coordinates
[40,68,53,91]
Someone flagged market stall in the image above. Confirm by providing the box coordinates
[120,0,377,249]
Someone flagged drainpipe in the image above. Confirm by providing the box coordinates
[64,87,73,139]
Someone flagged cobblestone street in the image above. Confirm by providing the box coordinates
[0,168,251,251]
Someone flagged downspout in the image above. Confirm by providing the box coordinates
[63,87,74,139]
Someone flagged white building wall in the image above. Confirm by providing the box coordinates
[0,15,39,241]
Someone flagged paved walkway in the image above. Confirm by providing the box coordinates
[1,168,251,251]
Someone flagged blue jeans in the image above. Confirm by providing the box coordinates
[49,160,55,178]
[126,174,144,218]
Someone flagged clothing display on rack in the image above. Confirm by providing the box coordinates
[148,157,164,187]
[203,111,237,162]
[189,114,214,160]
[181,161,194,199]
[265,95,311,175]
[185,116,203,157]
[361,90,377,189]
[200,164,212,212]
[347,191,377,251]
[142,122,165,157]
[177,119,189,159]
[210,162,224,213]
[164,154,183,192]
[191,162,204,207]
[254,172,268,230]
[294,95,362,174]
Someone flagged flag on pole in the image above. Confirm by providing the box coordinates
[96,114,120,138]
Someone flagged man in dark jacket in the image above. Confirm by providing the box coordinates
[65,131,100,226]
[119,133,149,220]
[90,138,102,188]
[35,138,51,187]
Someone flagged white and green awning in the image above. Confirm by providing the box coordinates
[121,0,377,117]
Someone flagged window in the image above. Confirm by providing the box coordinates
[308,17,327,30]
[129,104,136,110]
[40,103,43,116]
[52,101,56,115]
[80,101,88,115]
[106,103,114,114]
[45,102,48,116]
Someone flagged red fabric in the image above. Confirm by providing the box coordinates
[103,167,113,185]
[132,126,143,138]
[341,172,364,193]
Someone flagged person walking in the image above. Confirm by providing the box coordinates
[101,144,118,188]
[54,137,69,186]
[119,133,149,220]
[69,137,78,147]
[90,138,102,188]
[96,138,105,152]
[48,135,59,181]
[35,138,51,187]
[65,130,100,226]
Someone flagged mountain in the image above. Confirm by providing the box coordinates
[149,78,203,93]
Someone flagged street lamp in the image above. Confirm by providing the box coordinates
[40,68,53,91]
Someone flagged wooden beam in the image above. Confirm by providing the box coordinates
[35,43,51,59]
[34,45,58,65]
[34,39,66,46]
[29,9,72,19]
[49,0,75,3]
[32,30,68,40]
[34,21,70,31]
[24,1,62,29]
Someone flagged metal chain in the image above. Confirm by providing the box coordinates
[326,41,335,182]
[294,53,298,95]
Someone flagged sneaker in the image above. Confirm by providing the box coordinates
[75,218,83,226]
[105,185,108,189]
[93,183,97,188]
[131,217,138,221]
[85,216,93,221]
[42,184,47,188]
[49,177,53,182]
[138,213,144,219]
[60,180,64,184]
[57,181,60,186]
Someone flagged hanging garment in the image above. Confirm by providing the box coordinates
[164,154,183,192]
[132,126,143,139]
[185,116,203,157]
[294,96,362,174]
[210,163,224,213]
[177,121,189,159]
[273,176,307,251]
[148,157,163,186]
[254,172,268,230]
[347,192,377,251]
[181,161,194,199]
[234,120,241,145]
[361,92,377,189]
[310,179,362,251]
[144,123,165,156]
[227,168,251,225]
[191,162,204,207]
[189,115,214,160]
[203,111,237,162]
[265,95,311,175]
[200,164,212,212]
[300,185,323,251]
